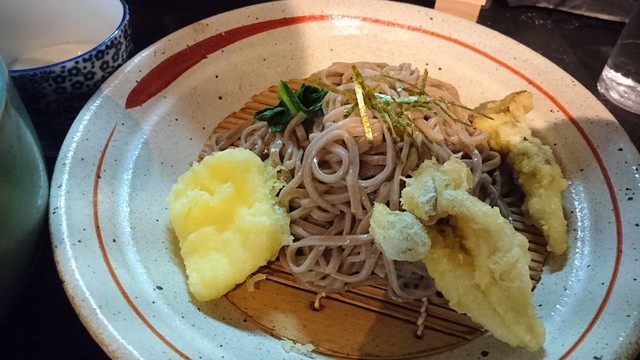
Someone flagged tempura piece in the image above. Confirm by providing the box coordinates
[401,156,472,225]
[509,139,568,254]
[473,91,568,254]
[167,148,292,301]
[472,91,534,151]
[369,203,430,262]
[401,158,546,351]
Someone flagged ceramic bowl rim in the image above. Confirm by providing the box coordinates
[8,0,129,76]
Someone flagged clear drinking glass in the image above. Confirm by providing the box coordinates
[597,1,640,114]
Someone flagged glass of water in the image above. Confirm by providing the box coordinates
[597,1,640,114]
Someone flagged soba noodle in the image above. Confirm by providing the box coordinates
[205,62,523,302]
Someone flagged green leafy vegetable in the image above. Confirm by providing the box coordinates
[254,81,328,132]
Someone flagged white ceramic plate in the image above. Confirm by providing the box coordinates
[50,1,640,359]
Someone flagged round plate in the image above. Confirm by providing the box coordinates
[50,1,640,359]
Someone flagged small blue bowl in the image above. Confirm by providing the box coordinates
[0,0,134,155]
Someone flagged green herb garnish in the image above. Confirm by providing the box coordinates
[254,81,328,132]
[350,65,415,140]
[372,73,492,124]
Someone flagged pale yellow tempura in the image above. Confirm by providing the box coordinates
[371,157,545,351]
[167,148,292,301]
[369,203,430,262]
[473,91,568,254]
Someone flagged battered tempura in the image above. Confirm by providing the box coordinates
[404,158,545,350]
[473,91,568,254]
[370,157,546,350]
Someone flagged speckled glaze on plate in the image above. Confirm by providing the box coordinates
[49,1,640,359]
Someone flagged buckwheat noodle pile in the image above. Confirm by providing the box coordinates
[205,62,524,302]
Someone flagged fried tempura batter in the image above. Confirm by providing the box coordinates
[399,157,546,351]
[369,203,430,262]
[473,91,568,254]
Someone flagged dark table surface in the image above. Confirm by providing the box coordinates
[1,0,639,359]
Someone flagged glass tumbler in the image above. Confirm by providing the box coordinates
[597,1,640,114]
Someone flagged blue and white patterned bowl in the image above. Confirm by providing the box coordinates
[0,0,133,156]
